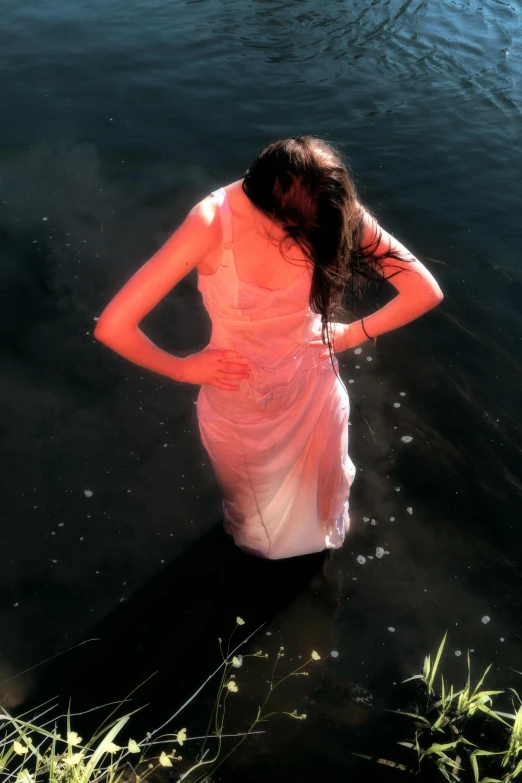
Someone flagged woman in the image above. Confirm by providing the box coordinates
[95,136,443,559]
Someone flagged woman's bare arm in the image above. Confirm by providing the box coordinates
[94,197,220,380]
[349,210,443,343]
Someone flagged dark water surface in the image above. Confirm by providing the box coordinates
[1,0,521,778]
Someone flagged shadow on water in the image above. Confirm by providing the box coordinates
[29,523,328,727]
[23,523,414,781]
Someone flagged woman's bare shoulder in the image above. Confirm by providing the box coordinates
[189,193,220,229]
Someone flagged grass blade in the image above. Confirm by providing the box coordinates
[428,633,447,695]
[82,716,129,782]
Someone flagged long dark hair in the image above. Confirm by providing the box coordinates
[242,135,407,343]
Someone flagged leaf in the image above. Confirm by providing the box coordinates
[428,632,447,694]
[159,752,172,767]
[393,710,431,725]
[82,715,129,782]
[470,750,502,783]
[176,729,187,746]
[128,740,140,754]
[236,617,245,626]
[472,665,493,700]
[311,651,321,661]
[437,762,455,782]
[13,742,28,756]
[424,741,462,755]
[472,691,504,702]
[470,751,479,783]
[493,710,516,720]
[476,704,511,726]
[402,674,426,685]
[397,742,414,749]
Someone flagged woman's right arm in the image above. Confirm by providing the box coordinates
[94,200,216,380]
[94,198,250,390]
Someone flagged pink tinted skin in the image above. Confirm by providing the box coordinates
[94,190,443,385]
[312,209,443,356]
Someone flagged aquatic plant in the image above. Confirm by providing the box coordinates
[395,634,522,782]
[0,618,320,783]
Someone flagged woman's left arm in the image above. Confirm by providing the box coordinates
[338,211,444,351]
[313,210,443,356]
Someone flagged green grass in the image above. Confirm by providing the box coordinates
[395,634,522,782]
[0,618,321,783]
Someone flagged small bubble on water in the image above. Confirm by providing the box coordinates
[482,615,491,624]
[407,507,413,515]
[356,555,367,565]
[401,436,413,444]
[349,379,354,384]
[84,490,93,498]
[455,650,462,657]
[393,402,401,408]
[330,650,339,658]
[400,392,406,396]
[362,516,370,522]
[354,348,362,355]
[390,516,395,521]
[500,637,505,642]
[376,547,385,559]
[388,627,395,633]
[367,356,372,362]
[371,518,377,526]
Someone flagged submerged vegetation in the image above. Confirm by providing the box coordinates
[393,633,522,782]
[0,618,320,783]
[3,625,522,783]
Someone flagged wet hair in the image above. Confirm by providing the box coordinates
[242,135,408,346]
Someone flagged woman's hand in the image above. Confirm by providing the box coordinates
[182,349,251,391]
[310,322,368,358]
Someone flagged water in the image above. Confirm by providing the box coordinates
[1,0,521,777]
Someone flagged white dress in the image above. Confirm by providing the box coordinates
[196,188,356,559]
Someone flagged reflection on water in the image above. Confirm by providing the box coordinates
[1,0,521,777]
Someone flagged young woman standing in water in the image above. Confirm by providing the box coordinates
[95,137,443,559]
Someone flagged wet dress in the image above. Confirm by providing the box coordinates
[196,187,356,559]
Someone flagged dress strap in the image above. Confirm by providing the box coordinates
[210,187,239,307]
[211,188,234,249]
